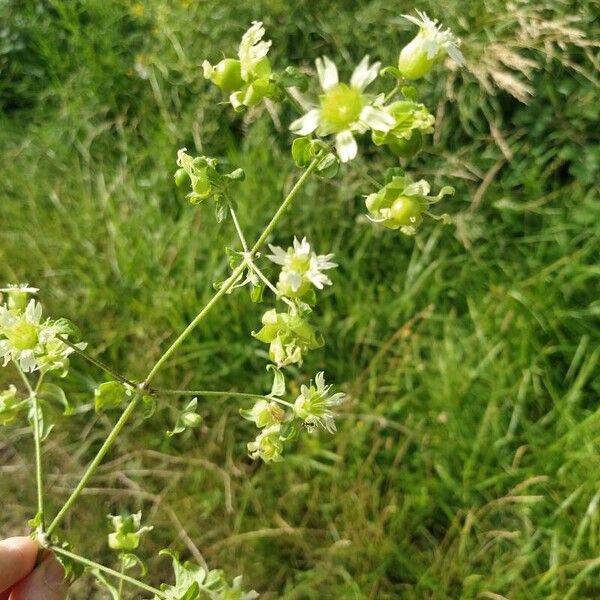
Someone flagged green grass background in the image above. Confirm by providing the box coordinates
[1,0,599,598]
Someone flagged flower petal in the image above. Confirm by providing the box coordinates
[335,130,358,163]
[289,109,321,135]
[359,106,395,132]
[350,56,381,91]
[315,56,338,91]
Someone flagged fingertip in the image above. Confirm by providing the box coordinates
[10,555,68,600]
[0,537,38,593]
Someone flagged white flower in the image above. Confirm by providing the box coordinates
[398,11,464,79]
[290,56,395,162]
[267,237,337,297]
[0,299,43,371]
[0,298,85,374]
[238,21,272,81]
[293,372,346,434]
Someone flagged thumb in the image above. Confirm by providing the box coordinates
[9,554,68,600]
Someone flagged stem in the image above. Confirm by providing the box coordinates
[282,87,305,114]
[14,363,46,531]
[50,546,164,598]
[46,160,318,536]
[229,204,249,252]
[46,395,141,538]
[143,158,318,388]
[157,389,269,400]
[32,373,46,530]
[118,554,125,598]
[58,336,137,389]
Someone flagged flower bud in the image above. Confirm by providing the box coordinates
[398,11,464,80]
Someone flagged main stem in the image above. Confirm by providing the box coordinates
[15,364,46,532]
[46,394,141,537]
[47,158,318,536]
[51,546,164,598]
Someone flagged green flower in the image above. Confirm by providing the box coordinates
[290,56,395,162]
[203,21,275,111]
[0,385,22,426]
[293,372,346,433]
[365,174,454,235]
[240,399,285,429]
[108,511,153,552]
[371,100,435,159]
[267,237,337,298]
[398,11,464,80]
[252,309,323,367]
[247,425,284,463]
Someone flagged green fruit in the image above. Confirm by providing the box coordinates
[174,168,188,187]
[388,130,423,159]
[390,195,423,226]
[212,59,243,92]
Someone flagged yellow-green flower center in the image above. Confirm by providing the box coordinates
[7,322,38,350]
[320,84,363,130]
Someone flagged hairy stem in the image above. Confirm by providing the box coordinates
[50,546,164,598]
[118,554,125,598]
[46,394,141,537]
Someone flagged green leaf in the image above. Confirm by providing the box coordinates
[291,137,312,168]
[142,394,156,419]
[120,552,148,576]
[53,543,85,583]
[400,85,418,101]
[267,365,285,397]
[38,383,71,415]
[380,65,403,79]
[52,317,82,340]
[158,550,206,600]
[214,199,228,223]
[95,381,128,412]
[277,65,309,91]
[28,402,54,441]
[316,152,340,179]
[27,511,42,531]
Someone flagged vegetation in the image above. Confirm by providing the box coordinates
[1,0,598,598]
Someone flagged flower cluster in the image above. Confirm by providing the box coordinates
[365,173,454,235]
[203,21,277,111]
[0,286,85,374]
[242,370,346,463]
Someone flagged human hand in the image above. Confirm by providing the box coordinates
[0,537,67,600]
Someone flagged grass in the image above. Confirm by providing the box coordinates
[1,0,599,598]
